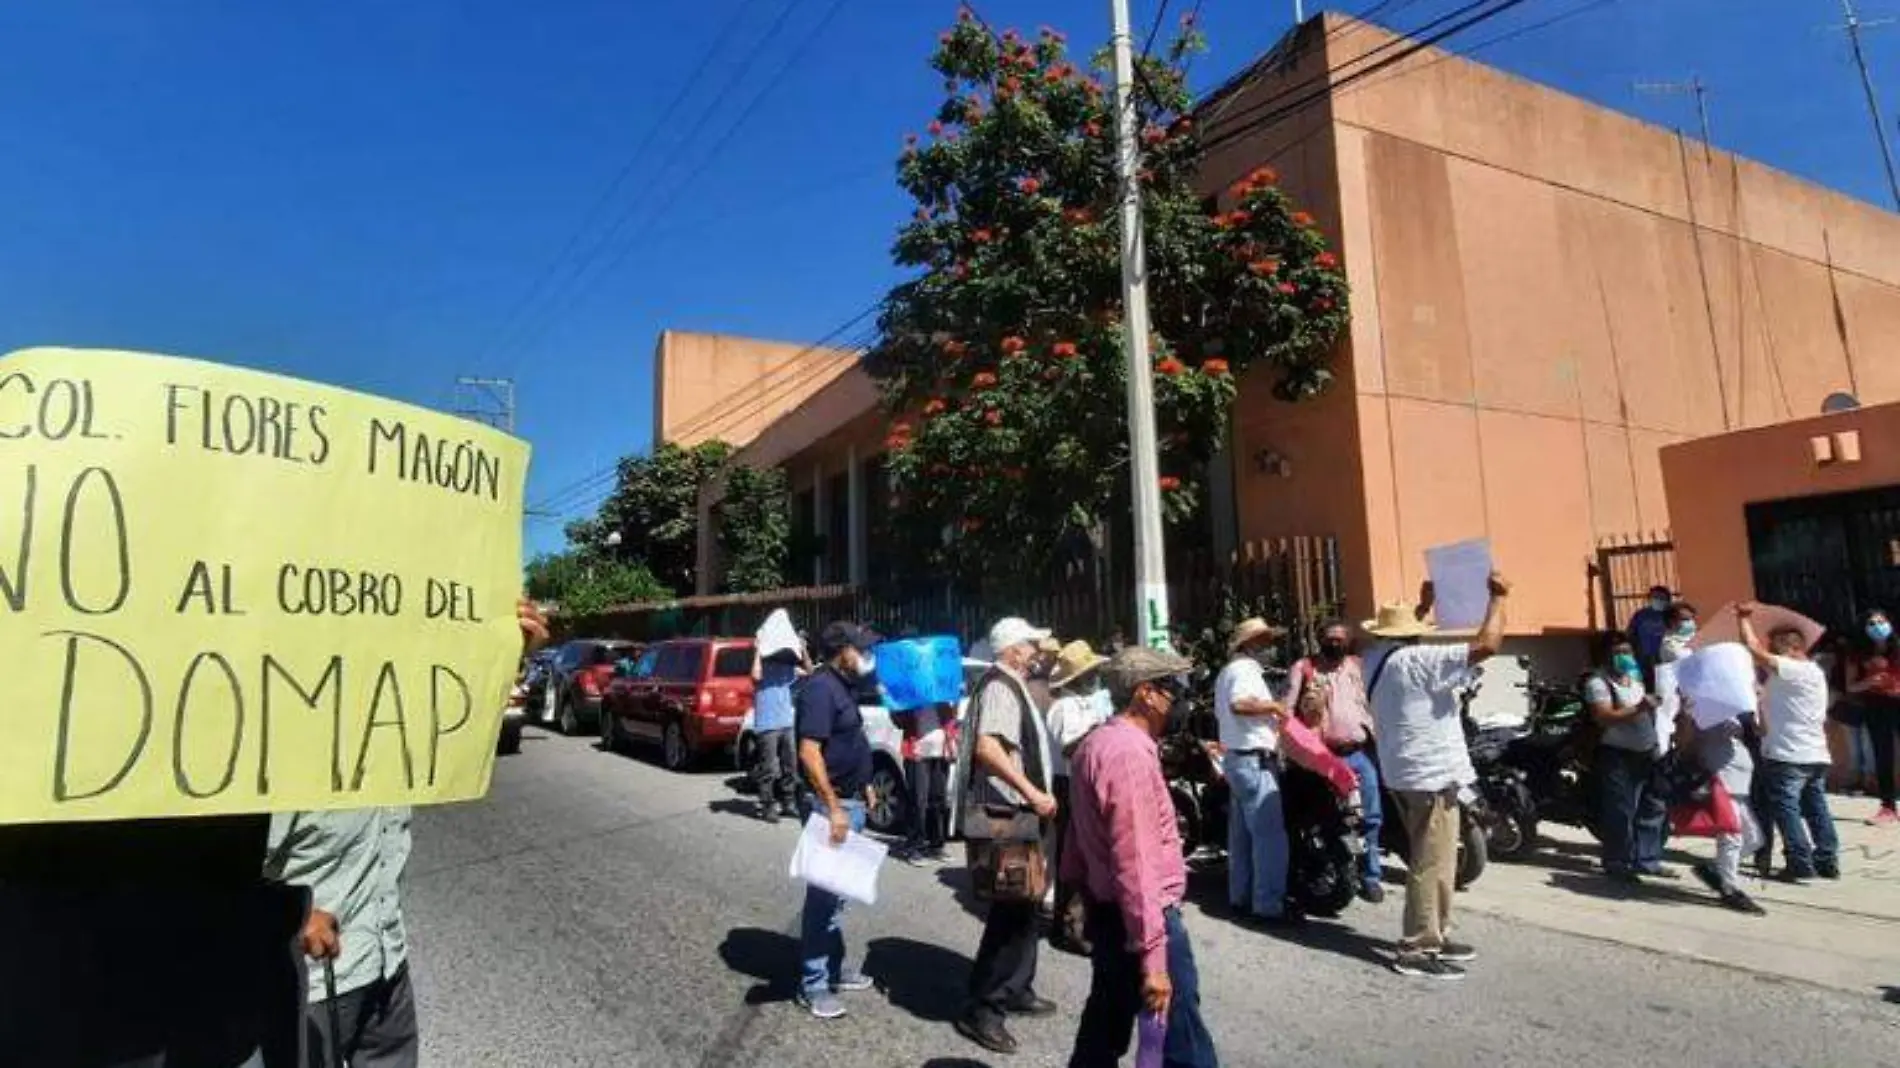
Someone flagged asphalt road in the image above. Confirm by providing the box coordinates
[404,727,1900,1067]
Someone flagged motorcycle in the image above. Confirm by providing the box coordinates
[1279,762,1367,918]
[1159,677,1230,861]
[1468,667,1599,860]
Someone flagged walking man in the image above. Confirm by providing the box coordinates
[1214,618,1294,924]
[1364,573,1510,980]
[1286,620,1383,903]
[792,621,882,1019]
[1739,604,1841,881]
[1065,647,1220,1068]
[956,617,1060,1056]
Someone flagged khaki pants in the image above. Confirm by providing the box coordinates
[1393,788,1459,954]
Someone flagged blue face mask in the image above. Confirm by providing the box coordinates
[1673,621,1697,639]
[1612,653,1641,678]
[1869,621,1894,642]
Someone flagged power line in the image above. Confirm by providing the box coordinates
[468,0,771,371]
[497,0,853,378]
[1832,0,1900,209]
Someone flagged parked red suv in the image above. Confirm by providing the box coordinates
[599,637,755,771]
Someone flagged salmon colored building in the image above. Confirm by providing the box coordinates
[661,14,1900,657]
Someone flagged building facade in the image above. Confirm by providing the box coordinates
[669,14,1900,638]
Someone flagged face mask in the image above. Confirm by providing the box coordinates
[1318,641,1348,660]
[1649,597,1670,612]
[1088,688,1115,718]
[1612,653,1640,678]
[1673,621,1697,639]
[1251,647,1282,669]
[855,652,878,677]
[1869,621,1893,642]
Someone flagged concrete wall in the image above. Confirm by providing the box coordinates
[1209,14,1900,632]
[651,330,859,451]
[1662,401,1900,609]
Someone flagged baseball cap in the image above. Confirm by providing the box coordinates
[988,617,1052,654]
[818,621,879,656]
[1102,646,1194,706]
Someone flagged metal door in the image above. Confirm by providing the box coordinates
[1747,485,1900,634]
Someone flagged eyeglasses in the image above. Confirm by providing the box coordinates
[1144,675,1189,703]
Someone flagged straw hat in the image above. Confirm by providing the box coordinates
[1227,617,1288,654]
[1361,602,1438,639]
[1049,640,1107,690]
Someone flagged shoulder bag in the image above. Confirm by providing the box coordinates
[963,669,1048,904]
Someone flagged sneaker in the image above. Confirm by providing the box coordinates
[1870,806,1899,827]
[1816,860,1841,880]
[1720,889,1767,915]
[898,848,931,868]
[1004,994,1058,1018]
[925,847,952,865]
[832,970,875,993]
[1436,942,1477,963]
[1636,864,1679,881]
[1777,867,1815,885]
[759,806,780,824]
[797,990,847,1020]
[1392,953,1467,981]
[1359,882,1386,905]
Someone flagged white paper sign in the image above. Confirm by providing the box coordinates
[788,814,889,905]
[1674,644,1759,728]
[1425,538,1494,629]
[756,608,802,659]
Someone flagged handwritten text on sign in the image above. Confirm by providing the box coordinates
[0,348,529,824]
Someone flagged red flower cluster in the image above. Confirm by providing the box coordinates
[971,228,993,244]
[1158,476,1182,491]
[922,397,948,415]
[1315,251,1338,270]
[1314,297,1335,313]
[1214,209,1252,230]
[1156,357,1186,376]
[1203,358,1230,377]
[1170,116,1192,136]
[928,120,944,136]
[1051,340,1079,359]
[1276,282,1298,296]
[1018,176,1042,195]
[943,338,969,358]
[1248,258,1280,277]
[952,261,970,279]
[1002,76,1023,95]
[1063,207,1093,224]
[1083,121,1102,137]
[1141,125,1166,146]
[971,371,999,389]
[984,409,1004,427]
[1291,211,1315,227]
[1000,335,1027,356]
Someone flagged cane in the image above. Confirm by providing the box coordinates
[322,956,345,1068]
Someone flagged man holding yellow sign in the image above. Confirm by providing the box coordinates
[0,348,537,1067]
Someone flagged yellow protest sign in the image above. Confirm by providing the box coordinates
[0,348,529,824]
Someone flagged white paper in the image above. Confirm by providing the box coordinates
[1673,644,1759,728]
[1652,661,1680,755]
[1425,538,1493,629]
[756,608,802,659]
[788,814,889,905]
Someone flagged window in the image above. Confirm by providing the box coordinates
[713,646,753,678]
[826,471,850,581]
[585,643,618,667]
[675,642,708,682]
[557,642,586,669]
[633,649,659,678]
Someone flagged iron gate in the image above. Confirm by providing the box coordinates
[1747,485,1900,634]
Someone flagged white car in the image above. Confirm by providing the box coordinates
[733,660,988,836]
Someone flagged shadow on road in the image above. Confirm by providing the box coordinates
[1545,870,1718,909]
[717,927,800,1006]
[708,798,777,822]
[864,936,974,1023]
[919,1060,996,1068]
[1880,985,1900,1004]
[934,867,986,919]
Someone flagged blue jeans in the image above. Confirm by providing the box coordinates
[1223,751,1289,917]
[1069,905,1219,1068]
[1342,749,1383,887]
[1597,745,1667,874]
[1762,761,1839,873]
[799,798,866,996]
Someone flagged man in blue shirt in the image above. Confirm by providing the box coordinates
[1627,585,1675,672]
[794,621,880,1020]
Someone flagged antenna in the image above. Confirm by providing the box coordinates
[451,376,516,434]
[1635,75,1714,160]
[1830,0,1900,209]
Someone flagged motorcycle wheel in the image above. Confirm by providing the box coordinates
[1487,808,1539,860]
[1455,816,1488,890]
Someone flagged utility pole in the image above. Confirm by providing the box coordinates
[1108,0,1171,650]
[1635,76,1714,159]
[1834,0,1900,209]
[451,376,516,434]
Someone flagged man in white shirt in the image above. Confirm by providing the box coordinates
[1363,573,1510,981]
[1737,603,1840,881]
[1213,618,1294,924]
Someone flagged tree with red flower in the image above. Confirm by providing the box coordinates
[870,16,1350,582]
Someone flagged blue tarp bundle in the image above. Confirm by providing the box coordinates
[875,634,964,712]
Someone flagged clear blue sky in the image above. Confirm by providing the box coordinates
[1,0,1893,559]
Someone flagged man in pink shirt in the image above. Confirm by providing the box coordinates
[1286,620,1384,902]
[1062,647,1219,1068]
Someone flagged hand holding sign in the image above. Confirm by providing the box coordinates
[0,348,529,825]
[1424,539,1494,629]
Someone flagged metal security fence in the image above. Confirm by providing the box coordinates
[557,535,1344,656]
[1593,531,1677,630]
